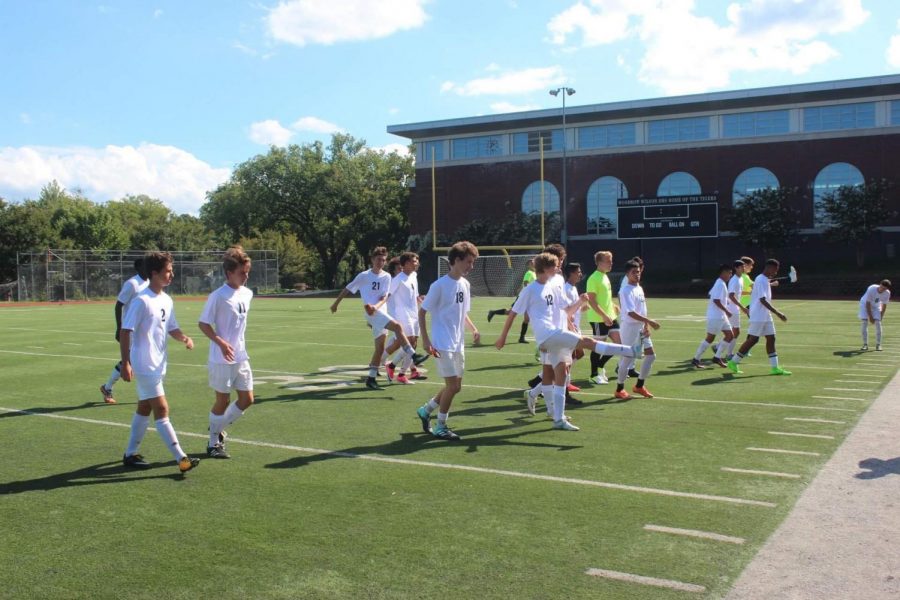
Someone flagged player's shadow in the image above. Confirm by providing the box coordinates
[833,350,868,358]
[256,386,397,404]
[0,460,184,495]
[690,374,753,386]
[0,401,130,420]
[855,457,900,479]
[468,362,536,372]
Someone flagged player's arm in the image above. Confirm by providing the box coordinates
[369,294,389,314]
[759,298,787,322]
[330,288,352,313]
[198,321,234,362]
[495,310,520,350]
[168,328,194,350]
[114,301,125,341]
[585,292,613,326]
[464,314,480,345]
[418,306,437,357]
[628,311,661,330]
[729,292,749,315]
[865,301,875,323]
[713,298,732,318]
[119,329,133,381]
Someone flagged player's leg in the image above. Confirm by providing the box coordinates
[765,333,791,375]
[123,399,153,468]
[101,361,121,403]
[633,344,656,398]
[551,360,578,430]
[385,320,427,365]
[518,313,531,343]
[860,319,869,350]
[692,329,717,368]
[487,308,508,322]
[146,389,198,472]
[596,324,621,383]
[874,319,883,350]
[367,333,387,389]
[614,324,639,399]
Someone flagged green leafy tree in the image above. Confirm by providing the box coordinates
[240,230,318,289]
[730,186,802,255]
[105,194,176,250]
[820,179,896,267]
[201,182,272,244]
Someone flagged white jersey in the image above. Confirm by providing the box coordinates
[199,284,253,365]
[513,279,570,345]
[346,269,392,314]
[549,272,567,329]
[748,273,773,322]
[387,271,419,325]
[727,274,743,310]
[421,274,470,353]
[117,274,148,308]
[563,281,582,329]
[618,281,647,326]
[706,278,729,320]
[122,288,180,378]
[859,284,890,320]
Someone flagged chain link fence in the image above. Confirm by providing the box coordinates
[15,249,279,302]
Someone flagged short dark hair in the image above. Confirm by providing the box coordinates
[371,246,388,259]
[398,251,419,266]
[385,257,401,276]
[630,255,644,266]
[765,258,780,268]
[624,259,641,272]
[880,279,892,290]
[143,251,173,278]
[565,262,582,277]
[733,259,745,269]
[543,243,566,262]
[448,241,479,265]
[719,263,733,274]
[534,252,558,274]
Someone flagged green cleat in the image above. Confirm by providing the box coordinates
[726,359,743,374]
[416,406,432,433]
[770,366,792,376]
[431,422,460,441]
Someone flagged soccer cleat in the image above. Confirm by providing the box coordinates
[591,373,609,385]
[518,337,527,344]
[411,352,430,366]
[416,406,432,433]
[632,386,654,398]
[876,344,882,351]
[207,443,230,459]
[565,394,583,407]
[861,344,868,351]
[691,358,706,369]
[99,385,117,404]
[770,366,792,376]
[712,357,728,368]
[527,375,542,389]
[395,373,413,385]
[614,389,630,400]
[365,377,382,390]
[123,453,150,469]
[219,430,228,445]
[552,419,580,431]
[566,382,581,392]
[524,390,536,416]
[385,362,396,381]
[408,369,427,380]
[487,310,496,322]
[178,456,200,473]
[726,359,743,374]
[431,423,460,441]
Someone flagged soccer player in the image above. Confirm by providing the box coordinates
[487,258,535,344]
[384,252,425,383]
[727,259,791,375]
[119,251,199,473]
[615,259,660,399]
[584,251,619,384]
[859,279,891,351]
[496,253,641,430]
[330,246,428,390]
[99,258,147,404]
[724,259,750,360]
[198,246,254,459]
[691,264,735,369]
[739,256,755,308]
[415,242,481,441]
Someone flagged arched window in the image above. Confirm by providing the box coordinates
[521,181,560,215]
[657,171,701,197]
[733,167,779,205]
[586,176,627,235]
[813,162,863,228]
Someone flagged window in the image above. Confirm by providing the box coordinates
[451,135,503,159]
[420,140,444,161]
[521,181,560,215]
[892,100,900,125]
[586,176,627,235]
[723,111,790,138]
[647,117,710,143]
[804,103,876,132]
[813,162,863,228]
[733,167,779,205]
[512,130,563,154]
[657,171,701,197]
[577,123,636,149]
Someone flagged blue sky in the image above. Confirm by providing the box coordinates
[1,0,898,214]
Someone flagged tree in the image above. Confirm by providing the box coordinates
[105,195,176,250]
[730,187,802,255]
[820,179,896,267]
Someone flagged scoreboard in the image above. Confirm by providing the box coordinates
[617,195,719,239]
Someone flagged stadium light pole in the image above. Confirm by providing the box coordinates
[549,87,575,246]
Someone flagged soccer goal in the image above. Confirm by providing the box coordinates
[438,253,535,297]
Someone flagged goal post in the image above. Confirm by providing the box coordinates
[437,252,536,297]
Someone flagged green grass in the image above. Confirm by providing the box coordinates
[0,297,896,599]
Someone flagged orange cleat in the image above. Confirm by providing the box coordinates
[613,389,630,400]
[566,382,580,392]
[632,386,654,398]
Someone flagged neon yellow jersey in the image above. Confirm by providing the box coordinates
[740,272,753,307]
[522,269,536,289]
[584,270,617,323]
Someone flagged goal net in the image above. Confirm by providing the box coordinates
[438,253,535,297]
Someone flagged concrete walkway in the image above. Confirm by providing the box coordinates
[726,366,900,599]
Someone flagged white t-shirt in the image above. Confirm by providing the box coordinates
[388,271,419,324]
[618,281,647,326]
[346,269,392,314]
[859,284,891,319]
[549,272,567,329]
[563,281,582,329]
[706,278,729,320]
[421,274,470,353]
[117,274,148,308]
[199,284,253,364]
[748,273,773,322]
[727,274,743,310]
[122,288,179,378]
[512,279,570,345]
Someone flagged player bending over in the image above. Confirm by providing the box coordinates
[859,279,891,351]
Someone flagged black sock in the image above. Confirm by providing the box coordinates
[637,379,645,388]
[589,351,600,376]
[519,322,528,339]
[616,383,624,392]
[598,354,612,368]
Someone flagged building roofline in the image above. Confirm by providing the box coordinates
[387,74,900,140]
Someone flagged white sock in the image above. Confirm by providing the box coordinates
[105,363,122,390]
[424,398,439,413]
[639,353,656,380]
[552,385,566,422]
[223,402,244,427]
[715,341,729,359]
[368,366,378,378]
[594,341,632,357]
[402,344,415,356]
[155,417,186,461]
[768,353,778,368]
[125,413,150,456]
[861,320,868,345]
[437,411,448,425]
[875,320,883,345]
[542,384,554,415]
[209,412,224,446]
[727,338,738,357]
[694,341,710,361]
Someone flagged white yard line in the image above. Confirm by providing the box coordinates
[721,467,801,479]
[768,431,834,440]
[823,387,874,393]
[644,524,745,544]
[784,417,844,424]
[585,568,706,593]
[746,447,821,457]
[0,406,777,508]
[834,380,880,384]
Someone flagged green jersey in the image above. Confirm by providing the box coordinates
[585,270,617,323]
[740,272,753,307]
[522,269,536,289]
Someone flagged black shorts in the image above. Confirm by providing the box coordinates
[591,320,620,337]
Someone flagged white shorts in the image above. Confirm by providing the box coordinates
[365,310,392,339]
[208,360,253,393]
[619,322,654,351]
[728,312,741,329]
[135,374,165,401]
[747,321,776,337]
[538,329,581,367]
[397,318,420,337]
[706,316,732,335]
[435,351,465,378]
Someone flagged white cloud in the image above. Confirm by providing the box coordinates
[888,20,900,68]
[267,0,428,46]
[369,143,410,156]
[441,66,567,96]
[0,144,230,215]
[548,0,870,94]
[249,119,295,146]
[490,101,541,113]
[290,116,343,134]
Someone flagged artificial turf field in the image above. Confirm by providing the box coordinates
[1,296,897,599]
